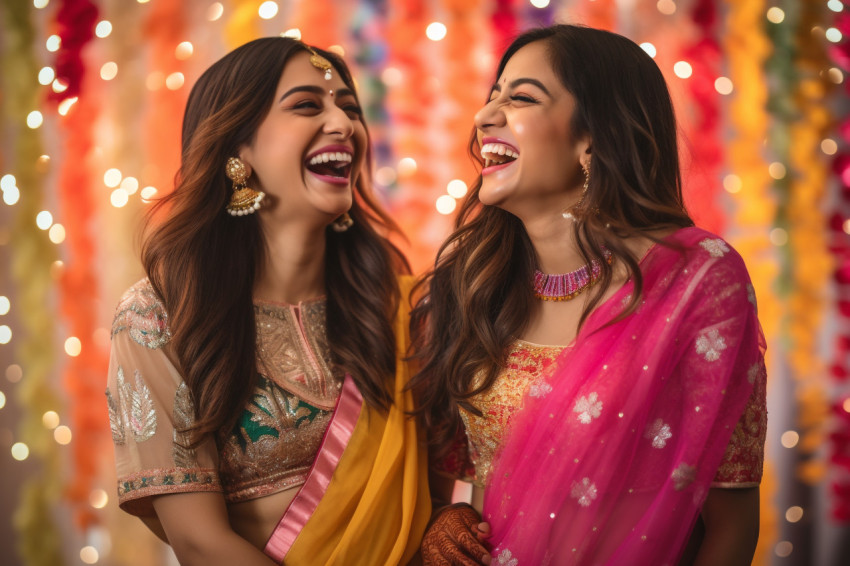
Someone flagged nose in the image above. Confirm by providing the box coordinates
[474,97,505,131]
[324,104,355,139]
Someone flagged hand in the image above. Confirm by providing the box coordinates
[421,503,492,565]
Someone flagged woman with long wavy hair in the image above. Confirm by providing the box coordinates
[106,37,430,565]
[413,25,767,565]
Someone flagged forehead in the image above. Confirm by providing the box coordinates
[498,41,559,86]
[275,51,351,94]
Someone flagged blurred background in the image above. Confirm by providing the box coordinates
[1,0,849,564]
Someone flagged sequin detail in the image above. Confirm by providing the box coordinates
[573,392,602,424]
[698,238,730,258]
[115,366,157,443]
[671,463,696,491]
[695,328,726,362]
[111,279,171,349]
[645,418,672,448]
[461,341,564,487]
[496,549,519,566]
[571,477,598,507]
[106,387,125,445]
[172,382,197,468]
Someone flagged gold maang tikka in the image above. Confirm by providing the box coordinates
[306,47,333,81]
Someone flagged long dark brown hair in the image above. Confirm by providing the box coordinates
[142,37,408,444]
[409,25,694,449]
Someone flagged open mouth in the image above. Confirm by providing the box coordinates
[480,142,519,170]
[305,149,354,182]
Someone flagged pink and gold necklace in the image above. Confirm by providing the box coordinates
[533,249,613,301]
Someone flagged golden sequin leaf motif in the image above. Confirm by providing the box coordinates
[695,329,726,362]
[573,392,603,424]
[644,418,672,449]
[117,366,157,443]
[111,279,171,349]
[172,382,197,468]
[106,387,125,445]
[570,477,598,507]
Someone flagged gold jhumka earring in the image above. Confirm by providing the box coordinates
[562,161,590,221]
[331,212,354,232]
[225,157,265,216]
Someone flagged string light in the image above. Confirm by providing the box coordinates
[175,42,194,60]
[0,326,10,345]
[110,189,129,208]
[54,425,72,445]
[827,67,844,84]
[397,157,417,177]
[26,111,43,129]
[780,429,799,447]
[768,162,787,179]
[775,541,793,558]
[95,20,112,38]
[821,139,838,155]
[426,22,448,41]
[769,228,788,247]
[165,72,185,90]
[766,7,785,24]
[33,0,49,8]
[207,3,224,21]
[140,186,158,202]
[714,77,734,95]
[48,224,66,244]
[0,296,9,315]
[826,27,843,43]
[447,179,468,198]
[436,195,457,215]
[38,67,55,85]
[50,260,64,280]
[103,169,122,188]
[11,442,29,461]
[640,43,657,58]
[64,337,82,357]
[657,0,676,15]
[36,211,53,230]
[0,391,5,409]
[120,177,139,195]
[381,67,403,87]
[530,0,551,8]
[46,34,61,52]
[785,506,803,523]
[828,0,844,12]
[259,1,278,19]
[282,28,302,40]
[2,186,19,206]
[673,62,693,79]
[328,45,345,57]
[844,397,850,412]
[100,62,118,81]
[5,365,22,383]
[42,411,60,429]
[57,97,78,116]
[89,489,109,509]
[52,78,68,93]
[0,175,14,191]
[80,547,98,565]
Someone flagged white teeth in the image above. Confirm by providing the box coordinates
[308,151,353,165]
[480,143,519,164]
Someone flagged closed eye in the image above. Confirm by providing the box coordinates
[292,100,321,111]
[511,94,538,103]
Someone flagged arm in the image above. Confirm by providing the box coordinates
[152,492,277,566]
[693,487,759,566]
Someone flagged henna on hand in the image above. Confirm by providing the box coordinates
[421,503,491,566]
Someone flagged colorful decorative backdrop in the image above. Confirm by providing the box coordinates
[0,1,849,565]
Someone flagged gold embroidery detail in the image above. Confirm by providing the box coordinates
[172,382,197,468]
[112,279,171,349]
[106,387,125,445]
[117,366,157,443]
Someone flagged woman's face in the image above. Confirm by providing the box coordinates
[474,41,590,219]
[239,51,367,226]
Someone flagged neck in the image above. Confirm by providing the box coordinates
[522,213,586,274]
[254,220,327,304]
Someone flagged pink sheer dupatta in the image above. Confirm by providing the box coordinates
[484,227,766,565]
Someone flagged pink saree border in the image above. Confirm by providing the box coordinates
[264,375,363,562]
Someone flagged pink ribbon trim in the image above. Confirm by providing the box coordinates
[264,375,363,562]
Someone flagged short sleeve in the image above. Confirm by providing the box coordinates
[106,281,222,516]
[712,355,767,487]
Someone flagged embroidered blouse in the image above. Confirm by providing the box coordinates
[107,279,343,516]
[460,339,767,489]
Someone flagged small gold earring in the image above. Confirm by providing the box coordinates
[331,212,354,232]
[225,157,265,216]
[561,162,590,221]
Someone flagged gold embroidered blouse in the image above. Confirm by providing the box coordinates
[460,340,766,489]
[107,279,343,516]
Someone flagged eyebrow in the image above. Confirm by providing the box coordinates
[279,85,356,102]
[490,78,551,97]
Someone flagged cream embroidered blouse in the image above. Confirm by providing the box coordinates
[107,279,342,516]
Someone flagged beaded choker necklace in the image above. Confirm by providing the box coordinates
[533,249,613,301]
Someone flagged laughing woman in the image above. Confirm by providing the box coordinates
[412,25,767,565]
[106,38,429,565]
